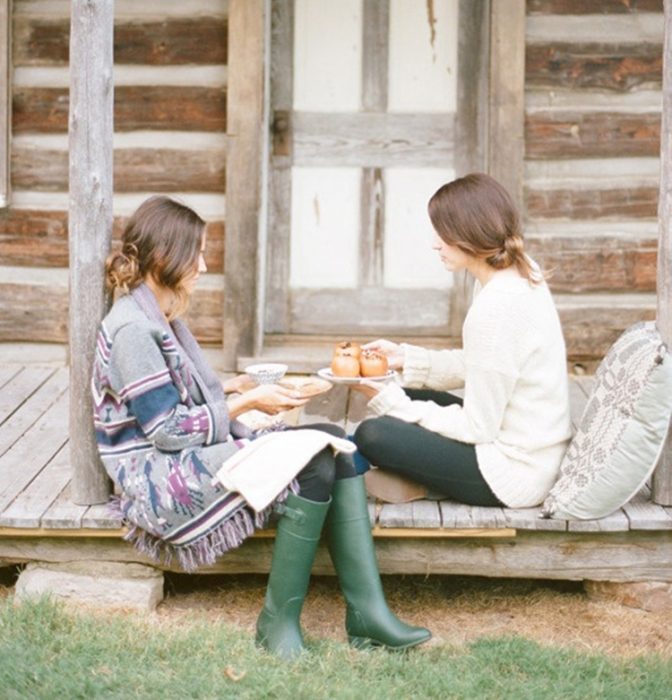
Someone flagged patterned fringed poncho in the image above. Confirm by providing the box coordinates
[91,284,292,571]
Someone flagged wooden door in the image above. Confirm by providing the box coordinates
[265,0,483,337]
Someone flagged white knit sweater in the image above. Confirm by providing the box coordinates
[367,267,572,508]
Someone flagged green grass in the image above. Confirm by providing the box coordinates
[0,597,670,700]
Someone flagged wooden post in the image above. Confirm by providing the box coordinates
[654,0,672,505]
[488,0,526,211]
[223,0,267,370]
[69,0,114,504]
[0,0,10,208]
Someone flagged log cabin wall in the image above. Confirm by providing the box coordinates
[0,0,665,362]
[523,0,662,361]
[0,0,228,345]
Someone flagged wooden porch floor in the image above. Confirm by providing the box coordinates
[1,363,671,540]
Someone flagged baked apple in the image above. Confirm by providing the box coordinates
[334,341,361,359]
[331,354,360,377]
[359,350,389,377]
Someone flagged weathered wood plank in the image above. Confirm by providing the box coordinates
[489,1,526,210]
[0,367,66,457]
[411,500,442,529]
[456,0,488,176]
[527,0,663,14]
[14,17,228,67]
[40,481,88,530]
[12,146,226,193]
[526,111,661,159]
[2,530,671,581]
[441,501,510,529]
[567,509,631,532]
[290,288,452,336]
[503,506,568,531]
[0,0,9,208]
[526,234,658,294]
[653,0,672,504]
[0,268,223,344]
[378,502,415,529]
[0,209,225,272]
[0,365,53,426]
[556,293,657,359]
[0,208,69,267]
[263,0,293,334]
[69,0,114,505]
[292,112,455,168]
[526,185,659,220]
[0,391,69,513]
[361,0,388,112]
[0,444,71,528]
[624,492,672,529]
[180,276,224,345]
[0,270,69,342]
[359,168,385,287]
[13,86,227,133]
[223,0,266,368]
[526,43,662,92]
[0,364,21,390]
[82,503,123,529]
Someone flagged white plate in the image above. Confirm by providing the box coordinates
[317,367,396,385]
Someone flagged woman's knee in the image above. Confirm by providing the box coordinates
[297,449,336,501]
[354,417,394,454]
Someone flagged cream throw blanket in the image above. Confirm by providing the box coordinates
[214,429,356,512]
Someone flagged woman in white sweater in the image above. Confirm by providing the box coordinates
[354,173,572,508]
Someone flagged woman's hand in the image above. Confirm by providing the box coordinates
[222,374,257,395]
[228,383,309,417]
[362,339,405,370]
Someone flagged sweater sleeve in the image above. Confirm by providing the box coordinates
[368,362,517,444]
[401,343,466,390]
[109,323,229,451]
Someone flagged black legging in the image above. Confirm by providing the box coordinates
[291,423,356,502]
[354,389,503,507]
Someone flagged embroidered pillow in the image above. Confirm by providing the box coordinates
[542,321,672,520]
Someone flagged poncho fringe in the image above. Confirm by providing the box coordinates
[110,480,299,572]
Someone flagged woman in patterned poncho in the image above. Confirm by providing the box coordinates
[92,195,430,660]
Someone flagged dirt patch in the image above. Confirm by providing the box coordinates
[159,573,672,658]
[3,566,671,658]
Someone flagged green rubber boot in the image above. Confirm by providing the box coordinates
[255,492,330,661]
[326,475,431,650]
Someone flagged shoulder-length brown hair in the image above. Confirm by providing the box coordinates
[428,173,541,284]
[105,195,206,318]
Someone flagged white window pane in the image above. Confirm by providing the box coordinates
[384,168,455,289]
[388,0,458,113]
[290,167,361,288]
[294,0,362,112]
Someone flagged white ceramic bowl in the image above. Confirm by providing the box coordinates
[244,363,288,385]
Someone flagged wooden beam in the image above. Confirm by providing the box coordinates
[68,0,114,505]
[13,16,228,66]
[1,530,671,581]
[223,0,267,369]
[359,0,388,289]
[292,111,455,167]
[488,0,526,210]
[654,0,672,505]
[13,86,227,133]
[0,0,9,208]
[263,0,293,334]
[456,0,488,176]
